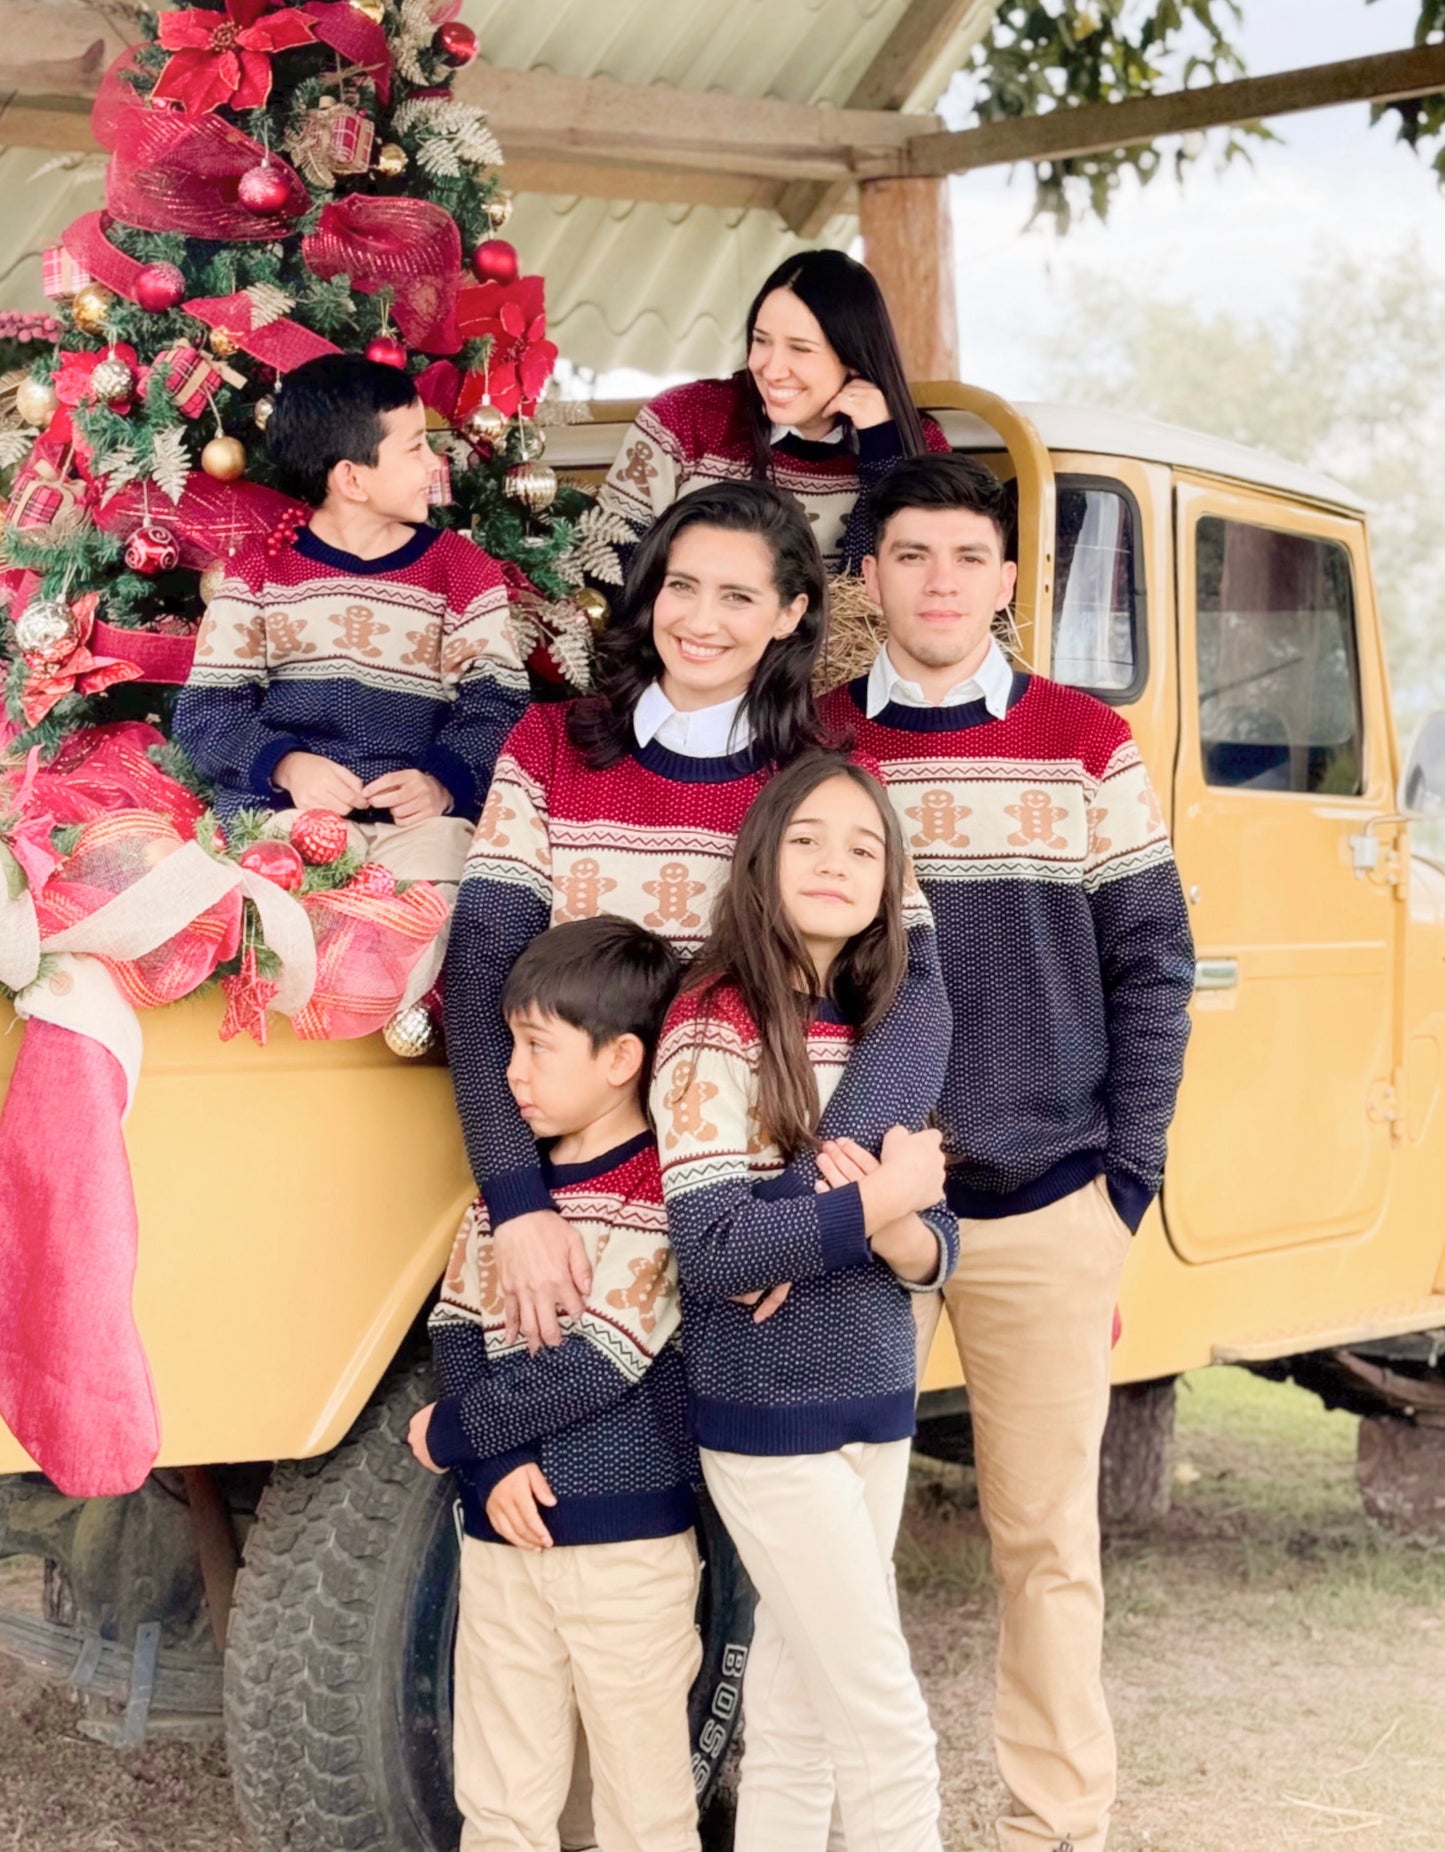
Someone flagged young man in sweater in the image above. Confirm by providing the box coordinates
[819,454,1195,1852]
[408,915,702,1852]
[174,354,526,885]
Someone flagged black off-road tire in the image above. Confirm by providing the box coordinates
[224,1354,753,1852]
[1099,1376,1177,1530]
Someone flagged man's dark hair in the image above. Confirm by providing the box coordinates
[503,917,682,1079]
[266,353,421,508]
[868,453,1012,554]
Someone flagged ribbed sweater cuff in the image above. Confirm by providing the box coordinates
[1106,1169,1153,1234]
[817,1182,869,1272]
[251,733,308,796]
[421,741,477,817]
[426,1397,475,1468]
[481,1166,555,1226]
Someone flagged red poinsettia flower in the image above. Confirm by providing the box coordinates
[152,0,317,115]
[455,277,559,418]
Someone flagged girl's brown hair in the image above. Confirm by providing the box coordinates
[685,750,909,1160]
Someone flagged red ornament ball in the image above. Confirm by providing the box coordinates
[135,262,187,313]
[239,839,306,892]
[348,861,397,899]
[124,523,181,576]
[290,808,350,865]
[470,238,518,285]
[237,162,293,214]
[366,334,409,370]
[433,19,477,64]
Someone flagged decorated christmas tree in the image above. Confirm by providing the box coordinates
[0,0,600,768]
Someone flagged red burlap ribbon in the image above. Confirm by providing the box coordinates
[94,50,309,240]
[96,473,307,570]
[91,621,198,686]
[303,197,462,354]
[61,212,151,304]
[182,288,340,372]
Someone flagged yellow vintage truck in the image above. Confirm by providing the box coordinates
[1,383,1443,1852]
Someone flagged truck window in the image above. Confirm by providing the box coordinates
[1196,517,1363,795]
[1051,481,1142,698]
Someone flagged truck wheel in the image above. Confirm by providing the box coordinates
[223,1354,752,1852]
[1099,1376,1177,1530]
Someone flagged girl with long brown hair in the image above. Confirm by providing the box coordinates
[651,750,956,1852]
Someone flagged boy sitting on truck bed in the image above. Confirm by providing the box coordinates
[409,915,703,1852]
[174,352,527,888]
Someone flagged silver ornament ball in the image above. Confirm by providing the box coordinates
[383,1002,438,1058]
[89,355,134,403]
[16,596,77,662]
[511,416,547,463]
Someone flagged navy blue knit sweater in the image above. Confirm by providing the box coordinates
[652,987,958,1456]
[173,524,527,822]
[427,1132,698,1547]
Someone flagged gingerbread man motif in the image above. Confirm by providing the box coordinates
[906,788,972,852]
[604,1249,673,1334]
[401,620,442,668]
[266,611,315,660]
[1005,787,1069,850]
[442,634,481,678]
[475,785,516,850]
[662,1058,719,1150]
[229,614,266,663]
[336,603,388,658]
[1086,804,1112,857]
[556,857,617,923]
[618,439,659,492]
[642,861,707,930]
[1139,781,1166,836]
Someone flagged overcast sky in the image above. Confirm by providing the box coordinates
[952,0,1445,395]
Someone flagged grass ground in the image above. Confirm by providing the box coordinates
[1,1367,1442,1850]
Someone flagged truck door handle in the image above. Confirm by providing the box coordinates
[1194,958,1239,991]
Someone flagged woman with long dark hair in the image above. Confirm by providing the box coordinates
[594,249,951,583]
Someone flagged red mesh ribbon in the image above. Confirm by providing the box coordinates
[61,212,148,305]
[292,880,449,1040]
[303,197,461,355]
[96,473,307,571]
[94,50,309,240]
[33,810,243,1009]
[304,0,392,104]
[182,289,340,372]
[22,722,205,834]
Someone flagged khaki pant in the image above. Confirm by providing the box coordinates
[701,1440,942,1852]
[453,1532,703,1852]
[913,1174,1132,1852]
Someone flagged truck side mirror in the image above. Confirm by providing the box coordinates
[1400,712,1445,816]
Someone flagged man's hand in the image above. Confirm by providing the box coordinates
[363,768,451,824]
[273,751,366,815]
[485,1462,556,1551]
[731,1281,791,1323]
[407,1403,445,1474]
[494,1209,592,1352]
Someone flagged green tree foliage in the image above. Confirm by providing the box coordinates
[1369,0,1445,177]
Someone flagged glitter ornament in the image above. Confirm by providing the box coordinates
[375,141,408,177]
[208,327,241,359]
[470,238,518,285]
[201,435,247,481]
[124,524,181,575]
[253,395,275,430]
[511,416,546,462]
[290,808,350,865]
[433,19,478,64]
[574,586,609,632]
[504,460,557,512]
[383,1002,438,1058]
[348,862,397,899]
[72,282,115,335]
[464,400,506,445]
[350,0,384,19]
[239,839,306,892]
[366,334,408,369]
[14,377,58,426]
[89,354,134,404]
[135,263,187,313]
[15,597,78,662]
[485,192,514,232]
[237,162,293,214]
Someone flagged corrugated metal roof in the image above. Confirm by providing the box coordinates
[0,0,1000,375]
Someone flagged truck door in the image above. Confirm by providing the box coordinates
[1166,483,1400,1263]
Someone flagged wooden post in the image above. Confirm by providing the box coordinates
[858,177,959,381]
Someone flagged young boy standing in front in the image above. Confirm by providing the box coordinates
[408,916,702,1852]
[174,353,527,888]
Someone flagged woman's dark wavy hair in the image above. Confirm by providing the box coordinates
[567,481,830,771]
[737,249,928,482]
[685,751,909,1160]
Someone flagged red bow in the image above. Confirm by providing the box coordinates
[20,594,145,727]
[454,277,558,417]
[153,0,317,114]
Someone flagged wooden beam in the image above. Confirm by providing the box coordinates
[904,43,1445,176]
[781,0,990,238]
[504,159,791,213]
[858,178,959,378]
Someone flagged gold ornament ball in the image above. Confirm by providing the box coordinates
[504,460,557,512]
[90,355,134,403]
[15,597,77,662]
[511,416,546,463]
[375,142,408,177]
[15,377,58,427]
[350,0,385,20]
[574,585,609,632]
[201,435,247,482]
[72,282,115,335]
[465,400,506,445]
[485,192,514,232]
[253,394,275,431]
[209,327,241,359]
[383,1002,438,1058]
[199,560,229,603]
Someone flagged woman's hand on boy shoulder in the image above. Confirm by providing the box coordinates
[495,1210,593,1352]
[486,1462,557,1551]
[407,1403,445,1474]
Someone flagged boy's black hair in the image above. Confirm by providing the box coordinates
[868,452,1012,554]
[503,916,682,1086]
[266,353,422,508]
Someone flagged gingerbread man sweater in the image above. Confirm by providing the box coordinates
[174,524,527,822]
[820,670,1195,1230]
[427,1130,698,1546]
[651,984,957,1455]
[443,700,949,1231]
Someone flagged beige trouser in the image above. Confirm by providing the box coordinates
[913,1174,1132,1852]
[701,1440,942,1852]
[453,1532,703,1852]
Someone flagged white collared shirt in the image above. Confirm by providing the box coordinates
[769,421,847,446]
[633,682,752,757]
[865,637,1013,719]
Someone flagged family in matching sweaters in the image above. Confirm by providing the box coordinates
[173,248,1196,1852]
